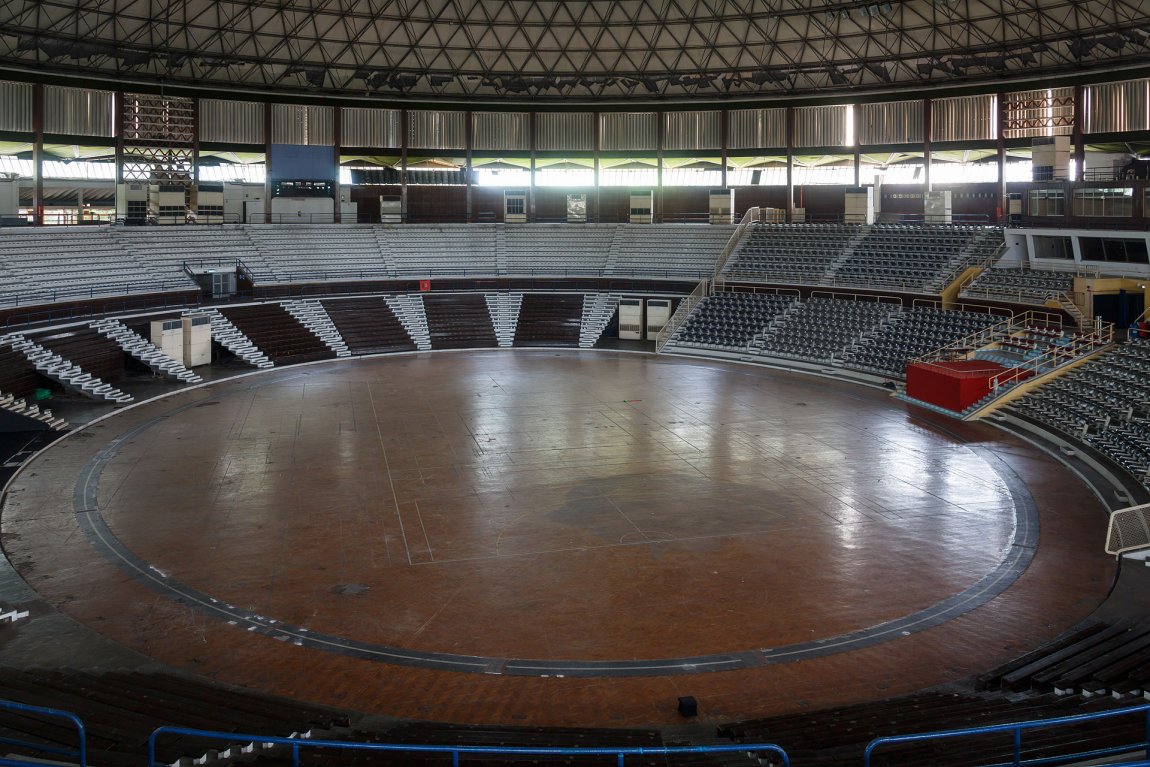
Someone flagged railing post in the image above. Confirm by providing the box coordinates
[292,742,300,767]
[453,750,459,767]
[617,753,624,767]
[1013,726,1022,767]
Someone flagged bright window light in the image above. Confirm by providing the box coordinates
[661,168,723,186]
[475,168,532,186]
[599,168,658,186]
[534,168,595,186]
[197,164,267,183]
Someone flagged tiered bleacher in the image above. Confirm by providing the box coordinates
[31,327,126,384]
[244,225,389,283]
[752,297,895,362]
[0,227,166,306]
[613,225,735,278]
[422,294,499,349]
[721,223,858,283]
[962,266,1075,304]
[0,667,351,767]
[1010,338,1150,487]
[217,304,335,366]
[321,297,418,354]
[387,226,499,276]
[116,226,266,284]
[504,225,613,275]
[832,224,996,292]
[513,294,584,347]
[668,292,797,350]
[841,308,1004,377]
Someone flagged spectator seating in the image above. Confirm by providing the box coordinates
[31,327,126,384]
[218,304,336,366]
[387,226,499,276]
[0,228,164,306]
[422,294,499,349]
[842,308,1003,377]
[513,294,584,347]
[504,225,614,275]
[0,666,350,767]
[1011,339,1150,488]
[115,226,268,284]
[0,341,42,398]
[244,225,389,283]
[666,292,797,351]
[320,297,418,355]
[832,224,996,292]
[722,223,858,283]
[612,225,735,278]
[752,297,895,363]
[962,267,1075,304]
[720,689,1144,767]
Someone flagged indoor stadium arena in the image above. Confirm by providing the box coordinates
[1,1,1150,765]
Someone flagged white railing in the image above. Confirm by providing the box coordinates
[655,278,709,353]
[1106,502,1150,556]
[711,207,760,281]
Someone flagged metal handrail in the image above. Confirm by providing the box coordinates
[655,277,709,353]
[148,726,789,767]
[864,702,1150,767]
[0,698,87,767]
[711,206,760,281]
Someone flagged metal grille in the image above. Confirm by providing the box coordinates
[535,112,594,150]
[43,85,114,136]
[341,107,402,147]
[472,112,530,151]
[728,108,785,149]
[1106,502,1150,556]
[122,94,195,185]
[0,80,32,132]
[664,110,721,150]
[931,94,997,142]
[200,99,264,144]
[858,100,923,145]
[272,104,334,145]
[409,110,467,150]
[794,105,849,147]
[599,112,657,151]
[1083,79,1150,134]
[1003,87,1074,138]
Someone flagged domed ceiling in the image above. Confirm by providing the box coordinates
[1,0,1148,101]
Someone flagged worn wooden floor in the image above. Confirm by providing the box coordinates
[0,350,1116,727]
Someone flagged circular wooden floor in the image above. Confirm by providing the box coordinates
[1,350,1117,727]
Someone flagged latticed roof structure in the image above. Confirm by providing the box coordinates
[1,0,1149,101]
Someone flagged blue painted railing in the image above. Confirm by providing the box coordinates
[864,703,1150,767]
[148,727,789,767]
[0,698,87,767]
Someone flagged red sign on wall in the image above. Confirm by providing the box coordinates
[419,279,431,292]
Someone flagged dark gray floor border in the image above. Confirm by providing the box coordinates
[67,356,1039,678]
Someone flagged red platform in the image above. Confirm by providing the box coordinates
[906,360,1031,412]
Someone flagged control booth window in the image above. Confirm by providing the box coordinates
[1073,187,1133,218]
[1028,189,1064,216]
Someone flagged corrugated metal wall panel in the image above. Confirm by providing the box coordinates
[1003,87,1074,138]
[199,99,264,144]
[409,110,467,150]
[1083,79,1150,134]
[43,85,113,136]
[535,112,594,151]
[794,105,850,147]
[664,110,721,150]
[473,112,530,150]
[272,104,333,145]
[600,112,657,151]
[728,108,785,149]
[858,100,922,145]
[0,80,32,132]
[931,94,997,142]
[341,107,401,147]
